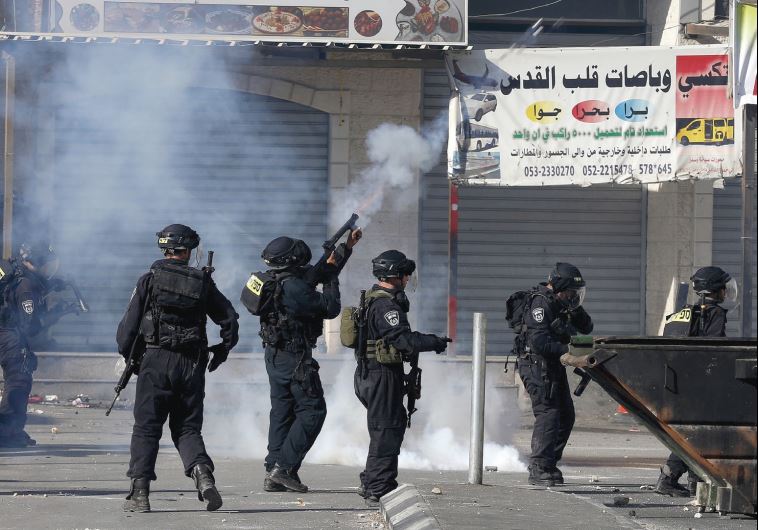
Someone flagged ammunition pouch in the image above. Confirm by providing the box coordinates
[340,306,358,348]
[294,357,324,398]
[367,338,403,365]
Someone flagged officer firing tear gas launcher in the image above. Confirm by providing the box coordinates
[240,213,362,494]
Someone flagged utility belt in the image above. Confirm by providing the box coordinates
[145,344,206,359]
[364,338,403,365]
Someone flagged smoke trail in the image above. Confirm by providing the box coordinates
[331,114,449,228]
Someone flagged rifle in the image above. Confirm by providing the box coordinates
[356,290,368,377]
[203,250,215,276]
[105,308,147,416]
[304,213,359,286]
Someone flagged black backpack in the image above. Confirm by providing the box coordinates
[505,288,540,333]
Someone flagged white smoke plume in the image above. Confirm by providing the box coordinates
[332,115,448,227]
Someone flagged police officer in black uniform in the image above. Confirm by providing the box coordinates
[355,250,449,506]
[0,243,75,447]
[519,262,593,487]
[655,266,735,497]
[259,231,361,493]
[118,224,239,513]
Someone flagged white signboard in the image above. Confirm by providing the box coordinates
[447,46,741,186]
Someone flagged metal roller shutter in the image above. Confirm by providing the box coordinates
[455,185,645,355]
[713,177,757,337]
[47,87,329,352]
[420,70,646,354]
[418,69,451,336]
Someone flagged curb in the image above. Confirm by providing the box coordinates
[379,484,442,530]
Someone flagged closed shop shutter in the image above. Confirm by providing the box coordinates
[47,87,329,352]
[418,69,451,337]
[712,177,758,337]
[420,71,646,354]
[455,185,645,355]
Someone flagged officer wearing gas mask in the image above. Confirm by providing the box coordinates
[118,224,239,513]
[655,266,736,497]
[254,231,361,494]
[0,243,74,447]
[355,250,449,506]
[519,262,593,487]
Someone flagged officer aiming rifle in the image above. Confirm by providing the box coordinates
[344,249,450,506]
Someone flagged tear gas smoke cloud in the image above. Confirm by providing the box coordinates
[16,42,524,474]
[331,114,448,228]
[206,357,526,473]
[18,44,325,351]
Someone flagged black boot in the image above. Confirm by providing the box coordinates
[123,478,151,513]
[654,468,690,497]
[528,465,556,487]
[191,464,223,511]
[269,465,308,493]
[263,470,287,492]
[364,494,381,508]
[550,466,564,485]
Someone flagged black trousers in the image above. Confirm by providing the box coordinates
[354,361,407,498]
[264,347,326,472]
[0,335,34,437]
[127,347,212,481]
[518,357,575,469]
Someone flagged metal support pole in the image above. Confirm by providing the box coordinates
[741,104,756,337]
[468,312,486,485]
[2,51,15,260]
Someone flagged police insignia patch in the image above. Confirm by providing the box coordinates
[384,310,400,326]
[22,300,34,314]
[532,307,544,322]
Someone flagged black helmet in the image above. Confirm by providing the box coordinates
[372,250,416,280]
[156,224,200,251]
[691,266,733,296]
[548,262,586,292]
[262,236,312,270]
[19,242,60,279]
[548,262,586,309]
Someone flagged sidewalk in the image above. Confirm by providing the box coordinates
[1,405,755,529]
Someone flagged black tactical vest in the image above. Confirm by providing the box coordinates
[142,261,208,351]
[258,273,322,352]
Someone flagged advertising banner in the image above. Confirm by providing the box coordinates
[8,0,467,46]
[731,0,757,108]
[446,46,741,186]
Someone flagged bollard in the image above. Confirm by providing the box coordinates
[468,312,486,485]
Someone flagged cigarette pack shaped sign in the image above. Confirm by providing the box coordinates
[42,0,467,46]
[446,46,741,186]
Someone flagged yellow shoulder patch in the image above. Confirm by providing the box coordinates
[246,274,265,296]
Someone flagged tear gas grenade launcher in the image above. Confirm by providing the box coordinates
[306,213,359,286]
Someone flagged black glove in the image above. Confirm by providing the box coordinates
[430,335,450,354]
[207,343,229,372]
[550,318,572,344]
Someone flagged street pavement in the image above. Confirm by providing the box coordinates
[1,405,755,529]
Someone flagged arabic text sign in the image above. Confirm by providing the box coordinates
[30,0,467,46]
[446,46,740,186]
